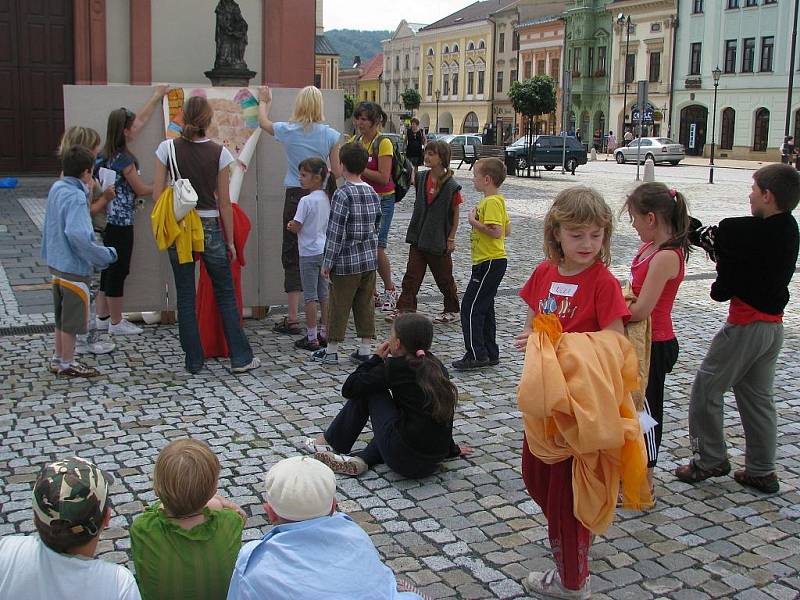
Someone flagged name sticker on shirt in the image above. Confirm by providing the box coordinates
[550,282,578,297]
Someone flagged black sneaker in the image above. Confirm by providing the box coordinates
[452,356,490,370]
[295,336,321,351]
[488,357,500,366]
[350,351,371,364]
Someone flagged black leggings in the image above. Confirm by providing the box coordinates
[644,338,679,467]
[100,224,134,297]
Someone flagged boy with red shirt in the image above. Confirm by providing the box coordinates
[676,163,799,493]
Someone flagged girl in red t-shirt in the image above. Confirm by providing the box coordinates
[514,186,630,598]
[624,183,690,489]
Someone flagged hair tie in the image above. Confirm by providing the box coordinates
[415,350,425,358]
[669,188,677,199]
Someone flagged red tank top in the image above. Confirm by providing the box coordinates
[630,242,685,341]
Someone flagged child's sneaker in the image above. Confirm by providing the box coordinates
[380,288,400,312]
[349,350,371,364]
[312,348,339,364]
[294,336,321,351]
[57,361,100,378]
[95,316,110,331]
[75,331,115,354]
[522,568,590,600]
[313,451,368,476]
[109,318,143,335]
[48,357,61,374]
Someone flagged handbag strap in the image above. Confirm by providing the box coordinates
[167,139,183,182]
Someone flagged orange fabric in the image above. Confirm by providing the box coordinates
[517,312,652,534]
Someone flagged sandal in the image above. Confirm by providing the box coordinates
[302,437,334,454]
[733,469,779,493]
[674,459,731,483]
[433,312,458,324]
[272,316,303,335]
[313,451,368,476]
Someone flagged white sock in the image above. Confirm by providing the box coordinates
[359,339,371,356]
[308,326,318,342]
[59,360,72,370]
[327,342,339,355]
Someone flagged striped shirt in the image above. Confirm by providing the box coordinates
[323,181,381,275]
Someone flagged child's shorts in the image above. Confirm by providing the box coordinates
[51,272,91,335]
[299,254,329,304]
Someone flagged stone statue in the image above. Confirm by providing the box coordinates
[214,0,248,70]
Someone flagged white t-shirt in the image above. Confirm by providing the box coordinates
[0,535,141,600]
[154,138,235,171]
[293,189,331,257]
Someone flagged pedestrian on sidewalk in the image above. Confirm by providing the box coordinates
[675,163,799,494]
[780,135,794,164]
[42,146,118,378]
[389,140,462,325]
[404,117,426,183]
[606,130,617,160]
[258,85,342,337]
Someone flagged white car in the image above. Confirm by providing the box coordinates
[615,137,685,165]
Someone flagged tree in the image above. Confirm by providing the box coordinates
[401,88,421,113]
[508,76,557,175]
[344,94,355,120]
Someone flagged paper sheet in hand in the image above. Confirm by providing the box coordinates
[638,411,658,434]
[98,167,116,191]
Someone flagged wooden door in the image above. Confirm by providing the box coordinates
[0,0,72,173]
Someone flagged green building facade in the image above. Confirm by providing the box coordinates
[562,0,612,145]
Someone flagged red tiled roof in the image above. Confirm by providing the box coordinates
[359,53,384,82]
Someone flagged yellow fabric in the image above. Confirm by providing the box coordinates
[150,187,204,264]
[470,194,509,264]
[350,133,393,157]
[623,285,652,411]
[517,312,652,534]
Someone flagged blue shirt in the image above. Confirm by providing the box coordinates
[41,177,117,277]
[226,512,422,600]
[96,152,138,226]
[273,122,341,188]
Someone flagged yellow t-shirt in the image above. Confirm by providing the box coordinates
[471,194,510,265]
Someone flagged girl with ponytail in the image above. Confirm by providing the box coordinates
[309,312,471,477]
[624,182,691,493]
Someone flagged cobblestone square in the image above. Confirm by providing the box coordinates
[1,161,798,599]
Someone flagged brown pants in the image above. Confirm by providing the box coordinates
[396,246,459,313]
[328,270,376,342]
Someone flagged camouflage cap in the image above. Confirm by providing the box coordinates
[32,457,113,536]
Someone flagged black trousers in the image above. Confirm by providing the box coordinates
[324,391,438,479]
[460,258,507,361]
[644,338,679,467]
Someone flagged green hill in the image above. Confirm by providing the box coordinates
[325,29,391,68]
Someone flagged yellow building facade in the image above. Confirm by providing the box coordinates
[357,53,383,104]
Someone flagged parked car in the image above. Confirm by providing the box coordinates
[504,135,588,172]
[426,134,483,164]
[615,137,685,165]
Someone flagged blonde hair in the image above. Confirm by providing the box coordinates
[290,86,324,125]
[153,438,220,517]
[474,157,506,187]
[543,186,613,266]
[58,126,101,159]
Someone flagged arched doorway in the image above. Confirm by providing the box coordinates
[679,105,708,156]
[580,111,590,141]
[463,111,479,133]
[720,108,735,150]
[752,108,769,152]
[438,112,453,134]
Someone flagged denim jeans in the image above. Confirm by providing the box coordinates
[168,218,253,371]
[377,193,395,248]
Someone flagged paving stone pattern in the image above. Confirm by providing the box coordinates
[1,165,798,599]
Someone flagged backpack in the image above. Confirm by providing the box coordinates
[361,134,414,203]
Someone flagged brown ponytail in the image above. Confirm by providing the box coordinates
[623,182,692,259]
[182,96,214,141]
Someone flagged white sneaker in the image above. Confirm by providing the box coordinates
[75,334,116,355]
[380,288,400,312]
[95,317,110,331]
[230,356,261,374]
[108,318,143,335]
[522,568,591,599]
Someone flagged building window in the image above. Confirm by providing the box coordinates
[763,0,776,4]
[498,33,505,53]
[724,40,737,73]
[573,48,581,75]
[405,55,409,69]
[693,0,703,13]
[427,48,434,56]
[537,59,546,75]
[727,0,739,7]
[689,42,702,75]
[363,91,368,100]
[467,41,475,51]
[510,69,518,83]
[741,38,755,72]
[745,0,757,5]
[524,61,532,78]
[587,47,594,76]
[478,69,485,94]
[598,47,606,73]
[427,74,433,96]
[649,52,661,82]
[625,53,635,82]
[551,58,560,78]
[478,40,485,50]
[452,72,458,96]
[315,73,322,88]
[512,32,519,51]
[467,70,475,94]
[720,108,735,149]
[371,91,376,102]
[442,73,450,95]
[395,55,399,70]
[760,36,774,71]
[753,107,769,151]
[496,71,504,93]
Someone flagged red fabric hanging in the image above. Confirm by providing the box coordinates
[196,204,251,358]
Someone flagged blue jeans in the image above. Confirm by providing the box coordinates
[168,218,253,371]
[377,194,395,248]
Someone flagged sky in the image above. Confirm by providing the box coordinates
[323,0,473,31]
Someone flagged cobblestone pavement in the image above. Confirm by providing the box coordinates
[1,163,799,600]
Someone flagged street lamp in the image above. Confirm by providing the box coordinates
[709,66,722,184]
[617,13,632,136]
[435,89,441,134]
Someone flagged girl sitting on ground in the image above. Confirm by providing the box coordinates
[309,312,472,478]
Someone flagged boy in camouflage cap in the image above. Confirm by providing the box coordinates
[0,456,140,600]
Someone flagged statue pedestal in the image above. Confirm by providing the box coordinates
[204,67,257,87]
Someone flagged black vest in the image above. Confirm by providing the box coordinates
[405,171,461,255]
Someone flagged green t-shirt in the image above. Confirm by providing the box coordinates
[130,502,244,600]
